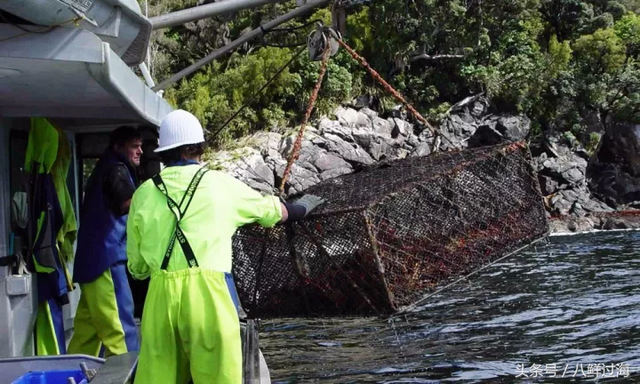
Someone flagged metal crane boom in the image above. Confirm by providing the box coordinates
[151,0,290,30]
[153,0,329,91]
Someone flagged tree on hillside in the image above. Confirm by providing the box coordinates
[143,0,640,148]
[571,14,640,124]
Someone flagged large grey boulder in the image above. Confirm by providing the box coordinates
[549,188,593,217]
[322,133,375,165]
[317,117,352,141]
[530,135,611,216]
[439,114,477,149]
[538,155,587,190]
[210,148,275,193]
[352,130,394,161]
[588,120,640,208]
[410,142,432,157]
[359,107,379,121]
[436,95,530,150]
[538,174,561,196]
[247,131,284,159]
[318,111,401,161]
[436,94,488,149]
[467,115,531,148]
[448,93,490,120]
[388,117,413,138]
[333,106,371,129]
[276,163,321,194]
[372,116,394,137]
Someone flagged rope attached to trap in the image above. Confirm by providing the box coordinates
[334,37,437,136]
[279,43,331,194]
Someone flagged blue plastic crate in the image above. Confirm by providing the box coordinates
[11,369,88,384]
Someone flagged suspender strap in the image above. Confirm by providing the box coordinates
[152,166,209,270]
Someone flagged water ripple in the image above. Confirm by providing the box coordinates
[262,231,640,383]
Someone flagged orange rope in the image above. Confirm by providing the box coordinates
[279,43,332,194]
[334,37,438,136]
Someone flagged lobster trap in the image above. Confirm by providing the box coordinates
[232,142,549,318]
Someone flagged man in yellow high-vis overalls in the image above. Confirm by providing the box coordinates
[127,109,324,383]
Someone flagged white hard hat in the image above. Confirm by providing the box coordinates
[155,109,205,153]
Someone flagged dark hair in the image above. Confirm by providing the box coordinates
[158,142,206,165]
[109,126,142,150]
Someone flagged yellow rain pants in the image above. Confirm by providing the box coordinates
[34,299,65,356]
[134,268,241,384]
[68,262,139,357]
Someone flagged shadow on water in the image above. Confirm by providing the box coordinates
[259,231,640,383]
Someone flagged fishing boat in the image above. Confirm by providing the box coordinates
[0,0,325,382]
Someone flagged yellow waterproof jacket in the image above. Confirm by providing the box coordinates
[51,128,77,263]
[26,118,78,264]
[127,164,282,279]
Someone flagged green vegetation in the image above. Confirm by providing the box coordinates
[143,0,640,148]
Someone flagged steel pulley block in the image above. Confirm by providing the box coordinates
[307,24,341,61]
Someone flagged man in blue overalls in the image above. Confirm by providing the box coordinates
[67,126,142,357]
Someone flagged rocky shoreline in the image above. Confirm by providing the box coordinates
[549,212,640,233]
[207,95,640,234]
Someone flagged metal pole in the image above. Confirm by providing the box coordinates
[152,0,329,92]
[139,62,156,88]
[151,0,288,30]
[145,0,151,74]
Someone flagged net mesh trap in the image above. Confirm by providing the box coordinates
[232,142,549,318]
